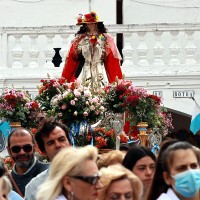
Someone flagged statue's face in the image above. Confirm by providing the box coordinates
[86,23,98,32]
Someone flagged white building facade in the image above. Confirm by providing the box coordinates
[1,0,200,132]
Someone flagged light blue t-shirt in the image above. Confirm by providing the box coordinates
[25,169,49,200]
[9,190,24,200]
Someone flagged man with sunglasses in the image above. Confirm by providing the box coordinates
[7,127,49,198]
[25,118,71,200]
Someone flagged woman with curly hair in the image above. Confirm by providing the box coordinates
[61,11,122,91]
[97,150,124,169]
[99,164,143,200]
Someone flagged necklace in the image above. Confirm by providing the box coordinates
[85,33,105,44]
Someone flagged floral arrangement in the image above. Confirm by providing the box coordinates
[0,88,39,128]
[24,100,40,128]
[34,76,173,147]
[159,109,174,136]
[36,76,66,111]
[4,156,14,171]
[103,79,173,136]
[123,85,173,133]
[124,86,161,127]
[104,79,132,113]
[74,127,129,149]
[50,79,105,126]
[91,127,116,149]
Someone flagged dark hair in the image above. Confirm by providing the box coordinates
[162,141,200,173]
[7,127,35,147]
[35,118,71,152]
[122,145,156,171]
[0,161,5,177]
[119,143,131,152]
[76,22,107,35]
[147,139,199,200]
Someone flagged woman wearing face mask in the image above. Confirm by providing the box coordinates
[147,141,200,200]
[61,11,122,91]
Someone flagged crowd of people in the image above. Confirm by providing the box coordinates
[0,11,200,200]
[0,116,199,200]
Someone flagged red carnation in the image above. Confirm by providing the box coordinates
[31,101,39,109]
[148,95,161,104]
[125,95,140,106]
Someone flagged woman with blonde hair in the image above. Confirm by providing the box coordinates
[97,150,124,169]
[0,175,11,200]
[99,164,143,200]
[36,145,102,200]
[0,159,24,200]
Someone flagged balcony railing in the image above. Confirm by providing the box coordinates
[1,23,200,115]
[1,23,200,75]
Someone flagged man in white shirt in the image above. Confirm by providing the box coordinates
[25,118,71,200]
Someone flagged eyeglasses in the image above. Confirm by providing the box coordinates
[72,173,101,185]
[10,144,34,153]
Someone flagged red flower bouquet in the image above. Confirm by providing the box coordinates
[90,127,128,149]
[4,156,14,171]
[0,88,39,128]
[104,79,132,113]
[36,76,67,112]
[123,85,173,134]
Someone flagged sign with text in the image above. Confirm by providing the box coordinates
[173,90,194,98]
[153,91,163,97]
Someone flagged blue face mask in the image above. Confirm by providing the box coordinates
[172,169,200,198]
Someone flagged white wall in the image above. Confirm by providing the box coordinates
[0,0,116,27]
[124,0,200,24]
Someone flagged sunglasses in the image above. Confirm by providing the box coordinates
[72,173,101,185]
[10,144,34,153]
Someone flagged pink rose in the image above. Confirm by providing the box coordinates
[90,105,95,110]
[92,97,99,103]
[53,82,61,87]
[52,98,58,105]
[70,100,76,106]
[74,89,81,97]
[88,99,93,103]
[99,106,105,111]
[61,104,67,110]
[83,111,88,116]
[84,90,91,97]
[95,111,99,115]
[63,91,69,97]
[58,94,63,100]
